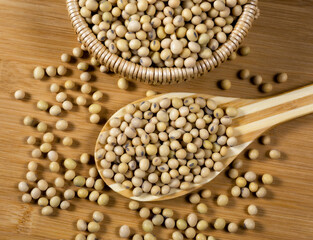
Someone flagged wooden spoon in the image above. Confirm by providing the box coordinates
[95,84,313,202]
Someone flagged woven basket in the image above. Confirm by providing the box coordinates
[67,0,259,85]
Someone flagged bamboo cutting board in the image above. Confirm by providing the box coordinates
[0,1,313,240]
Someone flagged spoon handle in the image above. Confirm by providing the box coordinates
[234,84,313,136]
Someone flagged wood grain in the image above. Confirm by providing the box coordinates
[0,0,313,240]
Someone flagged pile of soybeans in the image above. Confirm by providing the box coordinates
[78,0,248,68]
[96,96,238,197]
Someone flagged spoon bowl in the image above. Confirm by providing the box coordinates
[95,84,313,201]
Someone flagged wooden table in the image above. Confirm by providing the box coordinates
[0,0,313,239]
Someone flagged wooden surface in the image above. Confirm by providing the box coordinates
[0,0,313,240]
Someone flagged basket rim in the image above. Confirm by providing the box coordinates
[66,0,259,85]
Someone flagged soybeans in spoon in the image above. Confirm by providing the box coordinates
[95,85,313,201]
